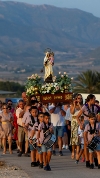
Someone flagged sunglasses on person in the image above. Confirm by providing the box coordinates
[77,97,82,99]
[3,107,8,109]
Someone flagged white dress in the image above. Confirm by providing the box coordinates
[44,56,53,81]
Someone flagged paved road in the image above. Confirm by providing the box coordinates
[0,149,100,178]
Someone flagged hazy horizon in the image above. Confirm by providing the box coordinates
[1,0,100,18]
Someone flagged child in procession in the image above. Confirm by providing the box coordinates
[75,116,85,163]
[37,112,53,171]
[25,106,39,167]
[84,112,100,169]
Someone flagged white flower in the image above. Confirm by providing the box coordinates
[35,73,38,76]
[64,72,66,74]
[48,87,51,90]
[43,91,47,94]
[71,77,73,80]
[29,89,31,93]
[61,75,64,78]
[27,77,31,79]
[50,83,53,87]
[59,72,61,74]
[46,83,49,87]
[42,85,45,88]
[55,83,58,85]
[27,89,29,92]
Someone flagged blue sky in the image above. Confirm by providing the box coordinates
[2,0,100,17]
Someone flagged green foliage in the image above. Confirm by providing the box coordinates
[73,70,100,94]
[0,81,25,95]
[56,72,72,90]
[25,74,42,96]
[25,72,72,95]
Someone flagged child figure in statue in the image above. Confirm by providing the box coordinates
[44,51,54,83]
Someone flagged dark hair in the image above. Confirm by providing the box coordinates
[88,112,96,118]
[2,103,7,106]
[44,112,50,117]
[86,94,95,102]
[76,93,82,98]
[38,112,44,116]
[95,100,99,104]
[8,106,12,110]
[80,115,84,120]
[31,100,38,106]
[73,93,83,105]
[29,106,38,112]
[0,100,2,104]
[19,99,24,103]
[7,99,12,103]
[30,95,37,100]
[73,93,78,99]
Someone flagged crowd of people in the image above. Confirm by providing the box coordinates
[0,92,100,171]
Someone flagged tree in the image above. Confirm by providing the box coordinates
[73,70,100,94]
[0,81,25,96]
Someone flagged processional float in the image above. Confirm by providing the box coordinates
[25,48,73,103]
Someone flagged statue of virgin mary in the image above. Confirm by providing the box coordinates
[44,51,54,83]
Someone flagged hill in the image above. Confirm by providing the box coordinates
[0,1,100,82]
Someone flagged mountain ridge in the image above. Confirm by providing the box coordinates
[0,1,100,82]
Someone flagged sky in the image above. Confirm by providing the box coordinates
[1,0,100,18]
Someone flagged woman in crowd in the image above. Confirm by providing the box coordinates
[0,103,13,154]
[70,94,83,159]
[7,100,14,114]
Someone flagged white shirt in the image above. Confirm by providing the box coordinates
[78,126,84,144]
[49,104,65,127]
[65,108,72,121]
[16,107,23,126]
[22,110,30,124]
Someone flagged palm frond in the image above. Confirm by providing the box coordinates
[73,70,100,94]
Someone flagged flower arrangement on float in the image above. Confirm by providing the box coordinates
[25,74,42,96]
[40,82,61,94]
[25,72,73,96]
[56,72,72,92]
